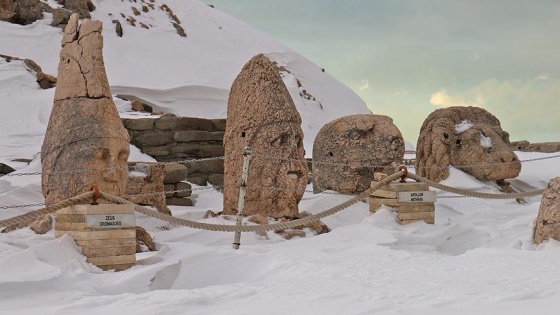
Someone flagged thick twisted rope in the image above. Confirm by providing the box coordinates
[406,173,545,199]
[100,171,405,233]
[0,191,94,230]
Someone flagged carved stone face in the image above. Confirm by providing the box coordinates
[42,136,129,206]
[242,121,308,218]
[449,124,521,180]
[313,115,405,194]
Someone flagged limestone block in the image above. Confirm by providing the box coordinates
[123,118,155,131]
[175,182,192,197]
[164,163,188,184]
[174,131,224,142]
[166,197,193,207]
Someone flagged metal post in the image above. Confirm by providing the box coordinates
[232,147,252,249]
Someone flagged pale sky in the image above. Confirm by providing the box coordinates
[202,0,559,143]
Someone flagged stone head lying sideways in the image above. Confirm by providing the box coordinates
[415,106,521,186]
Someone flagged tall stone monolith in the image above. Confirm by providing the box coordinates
[223,54,308,218]
[42,14,130,206]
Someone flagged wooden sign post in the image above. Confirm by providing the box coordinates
[370,181,436,224]
[55,204,136,271]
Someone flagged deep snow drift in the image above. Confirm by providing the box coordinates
[1,1,560,314]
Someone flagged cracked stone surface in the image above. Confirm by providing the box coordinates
[534,177,560,244]
[415,106,521,182]
[42,14,129,206]
[223,54,308,219]
[312,114,405,194]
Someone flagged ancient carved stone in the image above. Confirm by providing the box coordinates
[416,106,521,182]
[42,14,130,206]
[29,214,53,234]
[126,162,171,215]
[312,114,404,194]
[136,226,156,252]
[534,177,560,244]
[223,54,308,218]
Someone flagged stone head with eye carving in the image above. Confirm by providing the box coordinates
[415,106,521,182]
[312,114,405,194]
[41,16,129,206]
[223,53,308,219]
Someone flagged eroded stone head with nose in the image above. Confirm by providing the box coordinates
[416,106,521,182]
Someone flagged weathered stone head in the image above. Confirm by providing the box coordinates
[223,54,308,219]
[416,106,521,182]
[312,114,404,194]
[41,14,129,205]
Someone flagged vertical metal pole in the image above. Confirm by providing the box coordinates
[232,146,252,249]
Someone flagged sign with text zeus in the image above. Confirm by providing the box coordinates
[86,213,135,229]
[398,191,437,203]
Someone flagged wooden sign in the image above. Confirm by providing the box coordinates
[398,191,437,203]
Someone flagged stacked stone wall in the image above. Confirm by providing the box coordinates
[122,115,226,187]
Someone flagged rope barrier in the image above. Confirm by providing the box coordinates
[0,169,550,235]
[0,191,94,231]
[98,171,405,233]
[2,153,559,178]
[406,173,545,199]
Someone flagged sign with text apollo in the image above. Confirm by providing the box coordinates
[86,214,135,229]
[398,191,437,203]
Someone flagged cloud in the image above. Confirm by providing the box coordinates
[429,89,481,108]
[358,79,369,91]
[428,75,560,141]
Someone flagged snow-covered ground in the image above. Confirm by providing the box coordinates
[1,1,560,314]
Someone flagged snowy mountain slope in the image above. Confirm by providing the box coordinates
[0,0,370,161]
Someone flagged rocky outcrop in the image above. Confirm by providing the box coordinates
[533,177,560,244]
[313,114,404,194]
[0,163,16,175]
[0,54,57,89]
[122,115,226,186]
[416,106,521,182]
[0,0,94,27]
[42,14,130,205]
[223,54,308,219]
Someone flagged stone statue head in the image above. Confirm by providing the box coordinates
[416,106,521,182]
[312,114,405,194]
